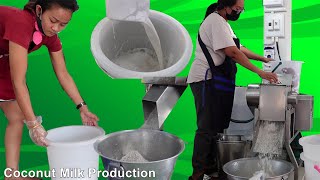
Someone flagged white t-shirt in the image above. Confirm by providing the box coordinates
[187,12,240,83]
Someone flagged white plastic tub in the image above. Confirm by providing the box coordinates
[299,135,320,161]
[301,153,320,180]
[46,126,105,180]
[264,60,303,94]
[91,10,193,78]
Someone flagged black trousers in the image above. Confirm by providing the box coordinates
[190,80,234,178]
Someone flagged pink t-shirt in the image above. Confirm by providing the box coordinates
[0,6,62,100]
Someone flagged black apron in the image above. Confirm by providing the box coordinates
[198,33,240,130]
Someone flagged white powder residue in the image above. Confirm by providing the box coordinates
[113,17,165,72]
[142,18,164,70]
[249,170,265,180]
[120,150,149,163]
[114,48,162,72]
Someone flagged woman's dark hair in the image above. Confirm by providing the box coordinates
[24,0,79,14]
[204,0,238,19]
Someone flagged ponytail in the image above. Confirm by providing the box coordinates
[24,0,37,13]
[204,3,219,20]
[203,0,238,20]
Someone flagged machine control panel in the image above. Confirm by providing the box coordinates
[264,46,275,59]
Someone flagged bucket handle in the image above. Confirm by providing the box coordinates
[108,162,125,179]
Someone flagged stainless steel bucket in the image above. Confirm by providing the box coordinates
[223,158,294,180]
[94,129,185,179]
[217,135,252,168]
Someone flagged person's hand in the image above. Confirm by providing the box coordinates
[79,106,99,126]
[258,71,278,83]
[24,116,49,147]
[262,57,274,63]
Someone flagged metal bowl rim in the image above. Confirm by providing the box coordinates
[217,140,247,143]
[222,157,294,179]
[93,129,185,164]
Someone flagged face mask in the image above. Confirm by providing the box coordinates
[226,9,241,21]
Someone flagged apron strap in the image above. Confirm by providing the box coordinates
[198,34,218,75]
[199,33,216,108]
[201,68,211,108]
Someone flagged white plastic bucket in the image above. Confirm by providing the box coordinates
[46,126,105,180]
[264,60,303,93]
[299,135,320,161]
[91,10,193,78]
[300,153,320,180]
[106,0,150,22]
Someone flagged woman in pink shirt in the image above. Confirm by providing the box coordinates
[0,0,99,179]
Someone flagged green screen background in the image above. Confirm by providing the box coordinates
[0,0,319,179]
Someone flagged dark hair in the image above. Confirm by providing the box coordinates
[24,0,79,14]
[204,0,238,19]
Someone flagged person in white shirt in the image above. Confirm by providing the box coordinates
[187,0,278,179]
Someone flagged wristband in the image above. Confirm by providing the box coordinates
[76,101,87,109]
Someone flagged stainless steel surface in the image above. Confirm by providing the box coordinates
[246,84,313,131]
[223,158,294,180]
[285,106,300,180]
[246,84,313,180]
[227,87,255,138]
[259,85,289,122]
[277,74,293,86]
[217,135,252,168]
[246,85,298,106]
[142,77,187,86]
[289,167,305,180]
[246,84,260,106]
[230,87,254,122]
[219,135,242,141]
[141,78,187,130]
[246,84,262,106]
[294,95,314,131]
[141,84,187,130]
[94,129,185,180]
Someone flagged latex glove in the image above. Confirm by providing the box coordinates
[80,106,99,126]
[24,116,49,147]
[258,71,278,83]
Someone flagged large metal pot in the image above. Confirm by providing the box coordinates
[217,135,252,169]
[94,129,185,179]
[223,158,294,180]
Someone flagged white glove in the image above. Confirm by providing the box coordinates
[24,116,49,147]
